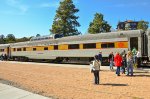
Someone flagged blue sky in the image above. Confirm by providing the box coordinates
[0,0,150,38]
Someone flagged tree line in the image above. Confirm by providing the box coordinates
[0,0,149,44]
[0,34,43,44]
[0,34,30,44]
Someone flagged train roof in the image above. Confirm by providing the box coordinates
[58,30,143,43]
[0,44,10,48]
[10,30,143,48]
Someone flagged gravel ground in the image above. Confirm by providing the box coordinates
[0,61,150,99]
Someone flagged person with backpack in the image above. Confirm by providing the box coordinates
[90,55,101,85]
[98,51,102,65]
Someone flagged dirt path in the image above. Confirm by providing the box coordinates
[0,61,150,99]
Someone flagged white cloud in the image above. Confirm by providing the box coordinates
[6,0,18,5]
[19,5,29,14]
[5,0,29,15]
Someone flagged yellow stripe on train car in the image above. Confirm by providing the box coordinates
[79,44,83,49]
[115,41,128,48]
[96,43,101,49]
[58,44,68,50]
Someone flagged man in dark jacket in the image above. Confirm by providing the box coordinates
[98,51,102,63]
[108,52,114,70]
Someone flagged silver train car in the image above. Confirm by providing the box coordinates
[0,44,10,56]
[0,30,150,65]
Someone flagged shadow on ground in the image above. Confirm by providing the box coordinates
[101,83,128,86]
[133,74,150,77]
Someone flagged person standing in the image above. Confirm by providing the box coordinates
[132,47,137,64]
[0,54,4,61]
[114,52,122,76]
[98,51,102,65]
[91,55,101,85]
[4,54,7,61]
[121,50,127,74]
[108,52,114,70]
[136,50,140,68]
[1,54,4,61]
[126,51,134,76]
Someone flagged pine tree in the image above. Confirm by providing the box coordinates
[137,20,149,31]
[88,13,111,34]
[50,0,80,36]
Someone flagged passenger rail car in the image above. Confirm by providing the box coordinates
[0,44,10,56]
[0,30,150,65]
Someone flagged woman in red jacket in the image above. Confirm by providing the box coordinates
[114,52,122,76]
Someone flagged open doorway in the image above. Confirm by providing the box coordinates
[130,37,138,51]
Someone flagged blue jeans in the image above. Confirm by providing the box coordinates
[133,55,137,64]
[121,60,126,73]
[127,62,133,76]
[93,70,99,84]
[110,61,113,70]
[116,67,120,75]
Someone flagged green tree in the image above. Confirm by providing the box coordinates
[16,37,30,42]
[0,35,5,44]
[88,13,111,34]
[50,0,80,36]
[137,20,149,31]
[5,34,16,43]
[36,34,41,37]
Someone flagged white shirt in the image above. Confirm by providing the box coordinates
[136,51,140,58]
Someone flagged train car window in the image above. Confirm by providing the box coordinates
[0,49,4,52]
[101,43,115,48]
[54,45,58,50]
[101,44,107,48]
[13,48,16,51]
[44,47,48,50]
[83,43,96,49]
[33,48,36,51]
[108,43,115,48]
[68,44,79,49]
[17,48,22,51]
[23,48,26,51]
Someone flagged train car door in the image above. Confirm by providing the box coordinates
[130,37,138,51]
[7,46,10,58]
